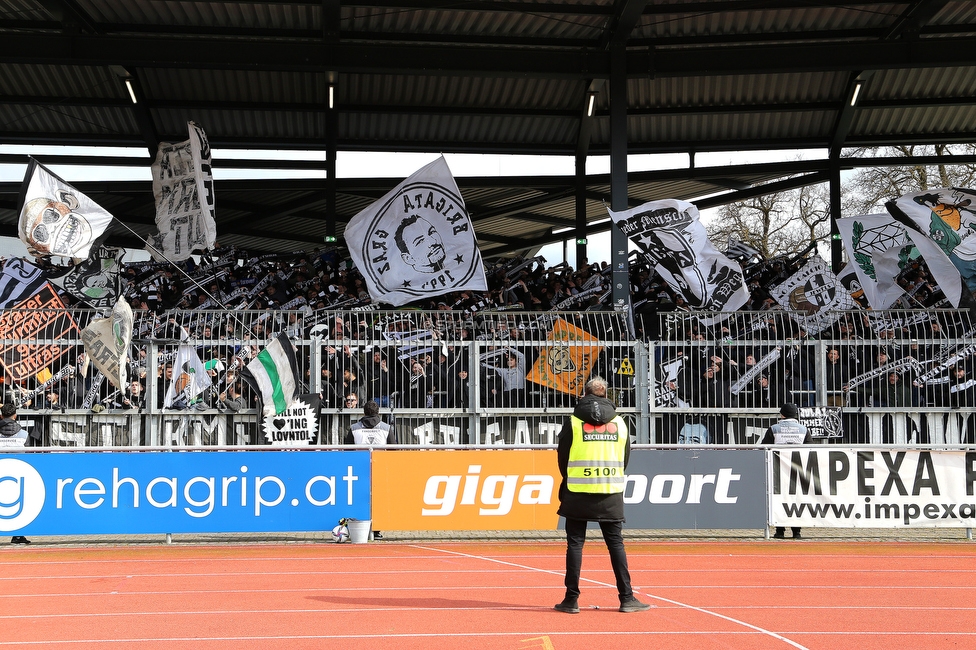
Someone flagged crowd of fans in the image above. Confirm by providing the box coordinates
[6,238,976,448]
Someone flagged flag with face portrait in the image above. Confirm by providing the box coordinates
[769,256,855,334]
[343,156,487,307]
[607,199,749,323]
[18,159,114,263]
[148,121,217,261]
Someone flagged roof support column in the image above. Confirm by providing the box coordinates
[829,152,842,273]
[609,41,632,320]
[575,154,587,268]
[326,104,337,242]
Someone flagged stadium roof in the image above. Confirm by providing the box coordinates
[2,0,976,257]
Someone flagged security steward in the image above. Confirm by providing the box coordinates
[554,376,650,614]
[344,400,394,539]
[761,402,811,539]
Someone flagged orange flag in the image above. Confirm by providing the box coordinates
[526,318,604,397]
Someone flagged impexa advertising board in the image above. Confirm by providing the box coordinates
[0,451,370,536]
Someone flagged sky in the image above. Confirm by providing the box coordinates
[0,145,826,266]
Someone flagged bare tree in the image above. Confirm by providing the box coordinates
[707,146,976,264]
[843,144,976,215]
[705,186,821,259]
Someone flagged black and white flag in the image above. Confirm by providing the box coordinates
[59,246,124,310]
[148,121,217,261]
[18,159,114,263]
[838,214,966,309]
[343,156,487,306]
[0,257,47,309]
[607,199,750,321]
[770,256,855,334]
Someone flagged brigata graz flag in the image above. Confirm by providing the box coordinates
[148,121,217,261]
[886,187,976,293]
[770,256,855,335]
[18,158,114,262]
[344,156,487,306]
[607,199,749,316]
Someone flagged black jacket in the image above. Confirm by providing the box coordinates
[0,417,23,438]
[556,394,629,522]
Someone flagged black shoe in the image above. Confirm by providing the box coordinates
[619,598,651,613]
[373,531,383,540]
[10,536,30,545]
[792,532,802,539]
[554,599,580,614]
[772,531,786,539]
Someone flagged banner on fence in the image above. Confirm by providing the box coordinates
[0,283,79,383]
[798,406,843,439]
[768,449,976,528]
[525,317,604,397]
[262,393,321,446]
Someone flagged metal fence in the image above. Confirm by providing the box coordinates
[4,306,976,448]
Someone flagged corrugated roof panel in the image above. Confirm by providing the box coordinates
[928,1,976,29]
[340,113,578,151]
[0,64,124,99]
[636,2,901,40]
[868,66,976,99]
[0,0,52,21]
[76,0,319,32]
[341,1,609,41]
[855,106,976,138]
[342,74,581,111]
[0,104,135,138]
[633,71,848,107]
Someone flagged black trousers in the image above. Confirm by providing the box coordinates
[563,518,634,603]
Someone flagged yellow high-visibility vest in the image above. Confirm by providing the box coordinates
[566,415,627,493]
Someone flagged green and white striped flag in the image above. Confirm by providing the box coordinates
[245,333,300,417]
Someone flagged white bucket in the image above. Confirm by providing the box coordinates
[347,519,371,544]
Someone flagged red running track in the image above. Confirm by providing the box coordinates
[0,540,974,650]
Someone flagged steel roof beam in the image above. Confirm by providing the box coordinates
[2,34,976,78]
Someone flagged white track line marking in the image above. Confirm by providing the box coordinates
[414,544,812,650]
[4,630,973,647]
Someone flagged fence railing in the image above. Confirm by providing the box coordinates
[3,307,976,448]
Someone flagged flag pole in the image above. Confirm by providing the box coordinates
[110,218,260,341]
